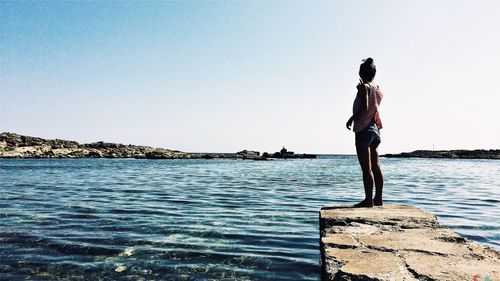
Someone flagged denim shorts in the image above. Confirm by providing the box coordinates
[355,122,381,148]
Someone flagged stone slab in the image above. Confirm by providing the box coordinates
[319,204,499,281]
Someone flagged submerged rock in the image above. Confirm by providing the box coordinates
[319,204,499,280]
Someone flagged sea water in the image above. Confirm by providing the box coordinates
[1,156,499,280]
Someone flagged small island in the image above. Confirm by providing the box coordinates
[383,149,500,160]
[262,146,317,159]
[0,132,317,160]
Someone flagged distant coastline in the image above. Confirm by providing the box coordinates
[383,149,500,160]
[3,132,497,160]
[0,132,316,160]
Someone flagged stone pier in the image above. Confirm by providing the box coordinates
[319,204,499,281]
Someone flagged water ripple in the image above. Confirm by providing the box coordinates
[0,157,498,280]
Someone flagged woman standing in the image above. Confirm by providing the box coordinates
[346,58,384,207]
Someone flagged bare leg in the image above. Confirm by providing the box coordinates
[354,146,374,207]
[370,147,384,206]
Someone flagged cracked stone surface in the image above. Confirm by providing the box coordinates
[319,204,499,281]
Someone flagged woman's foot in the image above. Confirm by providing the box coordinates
[374,197,383,206]
[353,199,374,208]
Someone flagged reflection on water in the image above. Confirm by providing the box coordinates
[0,157,498,280]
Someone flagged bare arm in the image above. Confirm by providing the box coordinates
[346,80,368,130]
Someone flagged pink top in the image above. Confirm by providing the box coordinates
[353,83,383,133]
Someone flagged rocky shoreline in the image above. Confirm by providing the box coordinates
[383,149,500,160]
[0,132,315,160]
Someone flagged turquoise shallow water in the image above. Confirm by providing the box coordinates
[0,156,499,280]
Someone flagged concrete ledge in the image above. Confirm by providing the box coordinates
[319,204,499,281]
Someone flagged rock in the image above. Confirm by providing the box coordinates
[383,149,500,160]
[319,204,499,281]
[403,251,500,281]
[325,248,415,280]
[114,264,127,272]
[0,132,79,149]
[0,132,279,160]
[145,150,173,159]
[0,132,185,159]
[235,150,264,160]
[262,147,317,159]
[86,149,102,158]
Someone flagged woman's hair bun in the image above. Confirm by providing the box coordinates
[363,57,374,65]
[359,57,376,81]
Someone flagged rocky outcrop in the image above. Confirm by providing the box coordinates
[0,132,265,160]
[235,150,265,160]
[319,204,499,281]
[262,146,317,159]
[0,133,322,161]
[383,150,500,160]
[0,132,180,159]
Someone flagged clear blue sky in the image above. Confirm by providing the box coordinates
[1,1,499,154]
